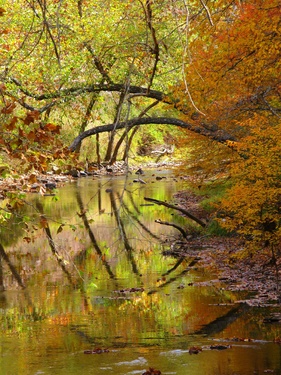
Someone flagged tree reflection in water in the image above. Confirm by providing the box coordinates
[0,173,281,375]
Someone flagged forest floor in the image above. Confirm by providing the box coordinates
[174,190,281,307]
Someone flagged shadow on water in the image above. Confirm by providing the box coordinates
[0,170,281,375]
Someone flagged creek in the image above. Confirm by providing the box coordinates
[0,169,281,375]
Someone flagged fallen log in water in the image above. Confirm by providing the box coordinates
[155,219,189,238]
[144,197,206,227]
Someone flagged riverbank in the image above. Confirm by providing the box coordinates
[174,189,281,306]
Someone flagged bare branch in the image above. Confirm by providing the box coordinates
[144,0,160,92]
[200,0,214,26]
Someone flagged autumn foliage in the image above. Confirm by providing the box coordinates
[0,97,72,173]
[0,0,280,252]
[218,116,281,251]
[172,0,281,252]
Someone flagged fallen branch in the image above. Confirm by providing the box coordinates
[155,219,188,238]
[144,197,206,227]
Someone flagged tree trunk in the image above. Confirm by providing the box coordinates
[104,91,126,162]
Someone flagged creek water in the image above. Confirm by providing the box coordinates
[0,169,281,375]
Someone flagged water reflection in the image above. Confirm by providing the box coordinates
[1,170,281,374]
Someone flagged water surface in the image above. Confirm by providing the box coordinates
[1,170,281,375]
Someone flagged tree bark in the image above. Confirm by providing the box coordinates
[69,116,235,152]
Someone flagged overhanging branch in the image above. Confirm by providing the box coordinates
[69,116,236,151]
[9,78,165,102]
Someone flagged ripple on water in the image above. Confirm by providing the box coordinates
[115,357,148,366]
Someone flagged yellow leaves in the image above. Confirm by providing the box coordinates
[225,140,237,149]
[218,116,281,248]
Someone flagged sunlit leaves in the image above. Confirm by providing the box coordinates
[218,115,281,250]
[0,103,70,173]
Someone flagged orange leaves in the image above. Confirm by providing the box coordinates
[1,101,16,114]
[28,173,38,184]
[0,7,5,16]
[178,0,281,128]
[6,116,18,130]
[23,111,40,125]
[43,122,60,133]
[0,106,67,174]
[39,216,49,229]
[217,115,281,249]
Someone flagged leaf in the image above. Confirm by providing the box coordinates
[23,111,40,125]
[1,102,16,114]
[57,224,64,234]
[44,123,60,133]
[39,217,49,229]
[28,173,38,184]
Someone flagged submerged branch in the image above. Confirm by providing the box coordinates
[148,257,200,295]
[144,197,206,227]
[155,219,188,238]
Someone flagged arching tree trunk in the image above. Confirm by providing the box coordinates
[69,116,236,152]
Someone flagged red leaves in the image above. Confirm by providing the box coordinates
[23,111,40,125]
[43,122,60,133]
[0,106,67,174]
[1,101,16,114]
[189,346,202,355]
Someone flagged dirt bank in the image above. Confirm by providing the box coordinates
[174,190,281,306]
